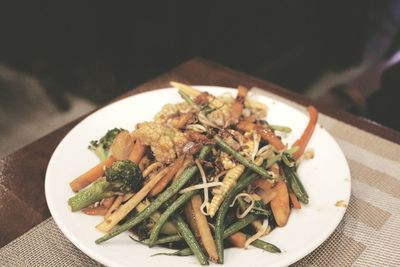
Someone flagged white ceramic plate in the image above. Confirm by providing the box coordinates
[45,86,351,267]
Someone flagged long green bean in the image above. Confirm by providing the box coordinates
[280,155,308,204]
[213,135,271,179]
[148,190,198,247]
[250,238,281,253]
[174,215,209,265]
[215,172,260,263]
[136,234,183,246]
[223,214,257,237]
[95,146,211,244]
[152,247,193,257]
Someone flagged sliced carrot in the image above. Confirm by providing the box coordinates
[270,180,290,227]
[149,157,185,196]
[82,206,108,216]
[292,106,318,159]
[173,158,193,182]
[289,192,301,209]
[191,194,219,262]
[69,156,114,192]
[128,142,147,164]
[228,232,247,248]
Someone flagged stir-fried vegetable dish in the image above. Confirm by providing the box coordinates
[67,81,319,265]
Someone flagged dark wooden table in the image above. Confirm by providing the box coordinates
[1,57,399,248]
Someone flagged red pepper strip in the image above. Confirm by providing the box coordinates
[292,106,318,159]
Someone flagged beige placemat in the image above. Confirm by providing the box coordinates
[1,88,399,267]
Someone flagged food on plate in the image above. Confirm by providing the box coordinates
[67,81,318,265]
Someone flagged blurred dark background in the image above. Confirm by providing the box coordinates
[1,0,400,156]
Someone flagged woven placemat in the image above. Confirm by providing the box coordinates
[1,88,399,267]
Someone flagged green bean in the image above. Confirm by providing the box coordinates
[215,172,259,263]
[136,234,183,246]
[223,214,257,237]
[151,247,193,257]
[250,238,281,253]
[95,146,211,244]
[148,190,198,247]
[174,215,209,265]
[156,238,280,256]
[269,124,292,133]
[280,155,309,204]
[214,135,271,179]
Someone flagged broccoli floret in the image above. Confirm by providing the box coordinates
[68,160,143,211]
[88,128,125,161]
[105,160,143,193]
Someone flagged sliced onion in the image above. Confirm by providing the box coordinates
[179,182,224,194]
[195,159,211,216]
[229,193,255,219]
[186,124,207,133]
[244,221,270,248]
[251,131,261,162]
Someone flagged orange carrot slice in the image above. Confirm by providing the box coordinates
[149,156,185,196]
[69,156,114,192]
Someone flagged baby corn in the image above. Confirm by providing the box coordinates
[208,164,245,217]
